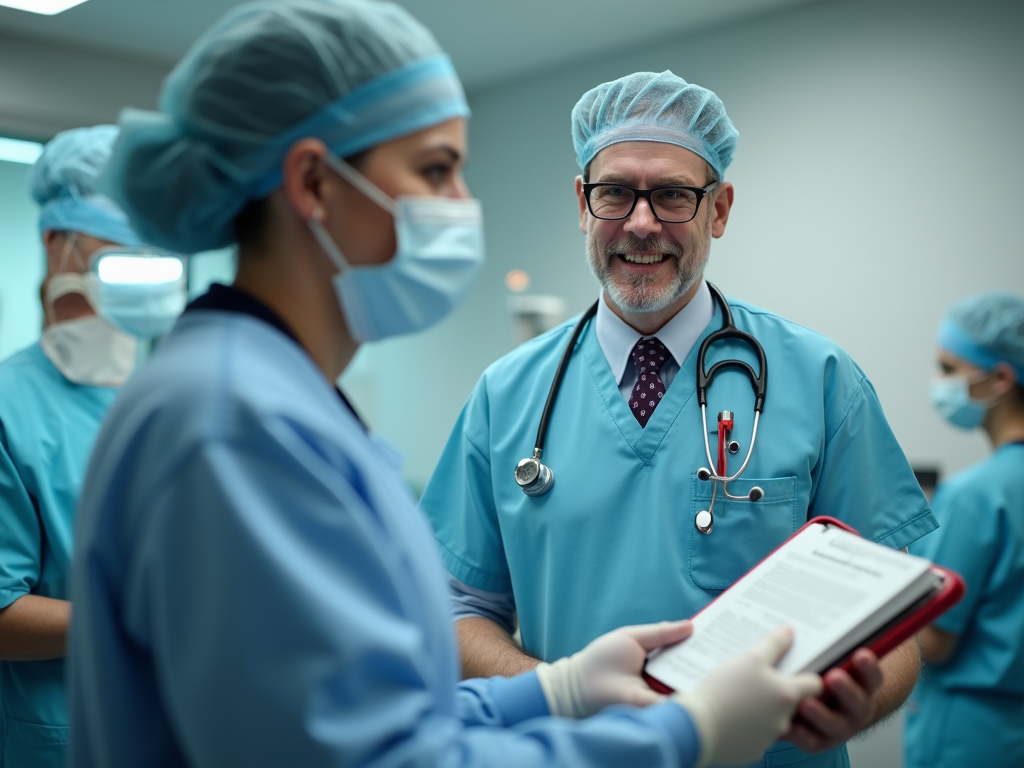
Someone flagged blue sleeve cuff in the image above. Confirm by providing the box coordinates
[0,586,30,611]
[874,506,938,551]
[487,672,550,725]
[632,702,701,768]
[449,576,517,634]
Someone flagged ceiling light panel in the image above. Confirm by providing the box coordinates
[0,137,44,165]
[0,0,90,15]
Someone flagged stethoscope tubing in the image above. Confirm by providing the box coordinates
[530,300,599,459]
[515,282,768,510]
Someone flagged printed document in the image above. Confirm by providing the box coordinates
[646,522,942,692]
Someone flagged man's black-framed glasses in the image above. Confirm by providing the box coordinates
[582,182,718,224]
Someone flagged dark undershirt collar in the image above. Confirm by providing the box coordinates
[185,283,366,430]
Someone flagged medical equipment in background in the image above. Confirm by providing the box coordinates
[515,284,768,535]
[507,294,567,347]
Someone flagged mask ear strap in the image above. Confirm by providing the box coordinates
[308,207,353,274]
[57,232,80,273]
[324,154,396,214]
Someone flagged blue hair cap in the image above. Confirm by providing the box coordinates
[938,292,1024,383]
[30,125,142,247]
[100,0,469,254]
[572,71,738,180]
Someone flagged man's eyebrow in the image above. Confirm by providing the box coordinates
[594,172,702,186]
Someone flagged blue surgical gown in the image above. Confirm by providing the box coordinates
[0,343,116,768]
[68,292,701,768]
[421,297,937,768]
[904,442,1024,768]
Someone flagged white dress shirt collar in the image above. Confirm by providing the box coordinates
[594,279,715,386]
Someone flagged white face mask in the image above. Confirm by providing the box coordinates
[40,270,138,387]
[307,154,484,343]
[40,315,137,387]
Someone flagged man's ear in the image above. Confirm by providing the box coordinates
[42,229,66,273]
[575,175,588,234]
[711,182,734,239]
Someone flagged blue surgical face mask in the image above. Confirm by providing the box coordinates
[930,374,995,430]
[307,154,484,343]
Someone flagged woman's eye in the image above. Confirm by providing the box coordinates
[423,164,452,186]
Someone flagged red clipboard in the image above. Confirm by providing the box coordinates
[642,515,964,694]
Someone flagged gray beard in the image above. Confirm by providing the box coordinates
[585,211,712,315]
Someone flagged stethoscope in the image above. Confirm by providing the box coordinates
[514,283,768,536]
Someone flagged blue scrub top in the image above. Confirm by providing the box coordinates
[421,297,937,768]
[0,343,116,768]
[68,287,701,768]
[904,442,1024,768]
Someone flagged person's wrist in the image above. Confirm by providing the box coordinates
[672,694,718,768]
[534,655,587,718]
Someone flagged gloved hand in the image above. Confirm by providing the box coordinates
[535,620,692,718]
[672,626,823,768]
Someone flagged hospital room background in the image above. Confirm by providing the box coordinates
[1,0,1021,764]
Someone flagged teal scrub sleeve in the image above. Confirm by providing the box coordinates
[421,384,513,594]
[0,436,39,609]
[120,430,698,768]
[913,485,998,636]
[810,376,936,549]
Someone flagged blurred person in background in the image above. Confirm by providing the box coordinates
[0,125,143,768]
[906,292,1024,768]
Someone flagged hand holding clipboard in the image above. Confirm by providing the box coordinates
[644,517,964,753]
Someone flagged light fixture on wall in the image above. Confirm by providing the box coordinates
[0,137,44,165]
[0,0,90,15]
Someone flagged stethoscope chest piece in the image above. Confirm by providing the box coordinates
[695,508,714,534]
[515,454,554,496]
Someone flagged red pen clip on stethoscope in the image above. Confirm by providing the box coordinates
[694,284,768,535]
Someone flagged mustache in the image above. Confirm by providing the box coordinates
[604,234,682,258]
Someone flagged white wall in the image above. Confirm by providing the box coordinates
[0,33,166,139]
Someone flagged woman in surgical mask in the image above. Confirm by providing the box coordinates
[0,125,145,768]
[904,293,1024,768]
[67,3,820,767]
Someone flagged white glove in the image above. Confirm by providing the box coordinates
[672,626,823,768]
[535,620,692,718]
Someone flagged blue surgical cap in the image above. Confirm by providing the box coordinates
[572,71,738,180]
[100,0,470,254]
[937,293,1024,383]
[30,125,142,247]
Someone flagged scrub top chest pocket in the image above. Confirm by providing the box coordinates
[687,474,797,591]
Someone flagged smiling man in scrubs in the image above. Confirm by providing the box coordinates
[0,126,143,768]
[904,293,1024,768]
[421,71,938,768]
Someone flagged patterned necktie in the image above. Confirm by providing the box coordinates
[629,337,673,428]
